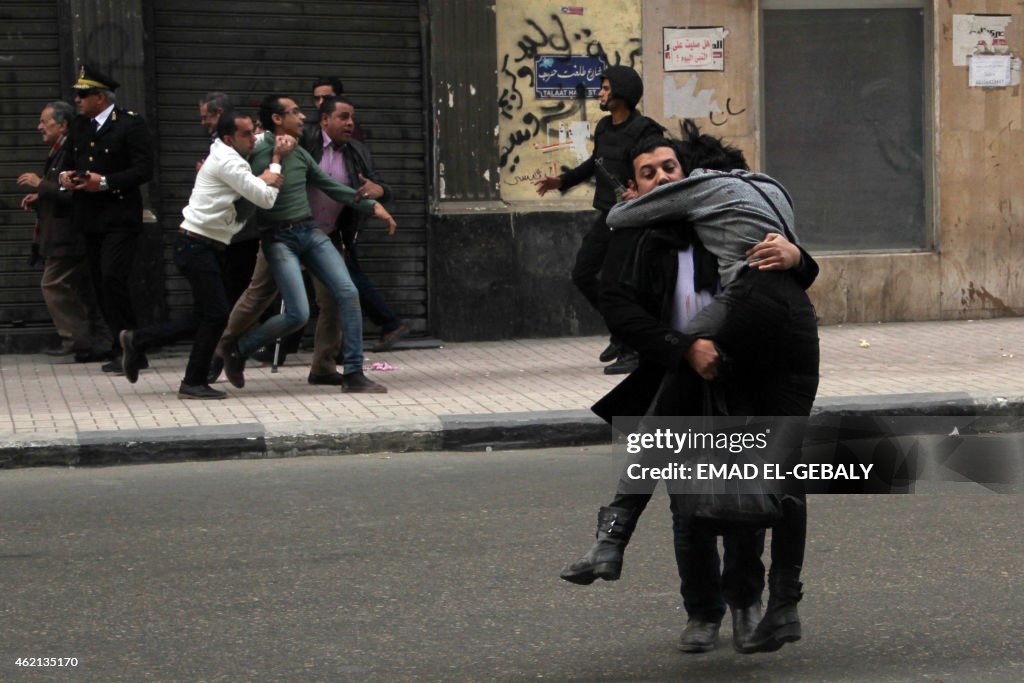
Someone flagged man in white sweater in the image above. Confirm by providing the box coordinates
[119,110,293,398]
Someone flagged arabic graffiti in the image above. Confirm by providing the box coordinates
[709,97,747,127]
[498,12,641,173]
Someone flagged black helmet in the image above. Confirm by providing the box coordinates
[600,65,643,109]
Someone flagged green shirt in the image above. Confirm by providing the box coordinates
[249,131,377,222]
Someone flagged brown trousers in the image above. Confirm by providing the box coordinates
[41,255,107,350]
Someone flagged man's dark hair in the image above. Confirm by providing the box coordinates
[46,100,75,126]
[258,95,288,132]
[629,135,674,162]
[318,94,356,120]
[312,76,344,95]
[215,108,249,140]
[200,91,232,113]
[675,119,749,173]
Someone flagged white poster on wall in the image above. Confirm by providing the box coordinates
[953,14,1011,67]
[968,54,1012,87]
[663,27,727,72]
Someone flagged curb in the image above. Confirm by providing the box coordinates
[3,393,1024,469]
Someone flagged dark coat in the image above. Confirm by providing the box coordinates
[593,226,820,425]
[34,138,85,258]
[62,107,154,233]
[300,127,392,249]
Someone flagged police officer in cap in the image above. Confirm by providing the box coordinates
[60,63,154,373]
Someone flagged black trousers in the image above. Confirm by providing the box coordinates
[571,211,611,313]
[692,268,819,589]
[131,233,229,385]
[172,233,229,386]
[84,230,138,351]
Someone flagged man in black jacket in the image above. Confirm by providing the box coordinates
[59,63,154,372]
[302,95,408,355]
[534,65,663,374]
[563,133,819,655]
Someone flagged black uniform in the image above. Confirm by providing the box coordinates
[63,106,154,349]
[557,67,663,313]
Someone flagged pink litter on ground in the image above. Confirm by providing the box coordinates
[370,361,395,371]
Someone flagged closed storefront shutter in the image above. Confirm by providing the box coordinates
[0,0,63,345]
[150,0,428,336]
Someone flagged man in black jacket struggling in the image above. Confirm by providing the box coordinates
[301,95,408,355]
[534,65,663,374]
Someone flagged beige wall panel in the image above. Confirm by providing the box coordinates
[937,3,1024,318]
[810,254,941,324]
[495,0,643,204]
[642,0,759,167]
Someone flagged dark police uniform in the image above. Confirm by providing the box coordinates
[62,64,154,352]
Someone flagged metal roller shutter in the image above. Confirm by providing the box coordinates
[0,0,64,344]
[150,0,428,336]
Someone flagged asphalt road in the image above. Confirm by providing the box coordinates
[1,447,1022,682]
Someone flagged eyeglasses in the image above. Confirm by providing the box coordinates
[284,107,302,115]
[74,89,101,99]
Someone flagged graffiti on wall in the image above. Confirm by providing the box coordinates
[496,2,642,200]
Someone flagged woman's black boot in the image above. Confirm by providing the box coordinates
[742,574,802,653]
[559,506,638,585]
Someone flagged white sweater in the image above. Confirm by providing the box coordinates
[180,139,279,244]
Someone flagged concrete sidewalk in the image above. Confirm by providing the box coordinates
[2,318,1023,467]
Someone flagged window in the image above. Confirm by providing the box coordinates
[763,1,930,252]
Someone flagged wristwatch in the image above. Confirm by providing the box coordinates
[98,175,109,191]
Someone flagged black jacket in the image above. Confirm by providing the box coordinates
[300,127,391,249]
[559,111,663,211]
[34,138,85,258]
[593,226,819,424]
[62,107,153,233]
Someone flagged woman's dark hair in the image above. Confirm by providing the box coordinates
[676,119,749,173]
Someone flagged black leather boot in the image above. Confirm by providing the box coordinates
[730,601,763,653]
[742,575,802,653]
[559,506,638,585]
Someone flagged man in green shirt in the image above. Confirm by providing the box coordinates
[222,94,396,393]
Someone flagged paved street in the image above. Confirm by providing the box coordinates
[2,447,1022,682]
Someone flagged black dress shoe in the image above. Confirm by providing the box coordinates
[371,322,409,352]
[119,329,141,384]
[678,618,722,653]
[102,351,149,375]
[308,371,345,386]
[177,382,227,400]
[102,356,123,374]
[341,371,387,393]
[45,344,77,357]
[603,350,639,375]
[252,344,286,366]
[598,340,621,363]
[224,342,247,389]
[207,355,224,384]
[75,349,113,363]
[730,602,763,653]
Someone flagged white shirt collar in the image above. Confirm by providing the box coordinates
[93,103,116,129]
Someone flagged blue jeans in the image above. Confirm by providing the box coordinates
[238,222,363,374]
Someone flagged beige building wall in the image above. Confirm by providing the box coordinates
[495,0,643,206]
[493,1,1024,324]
